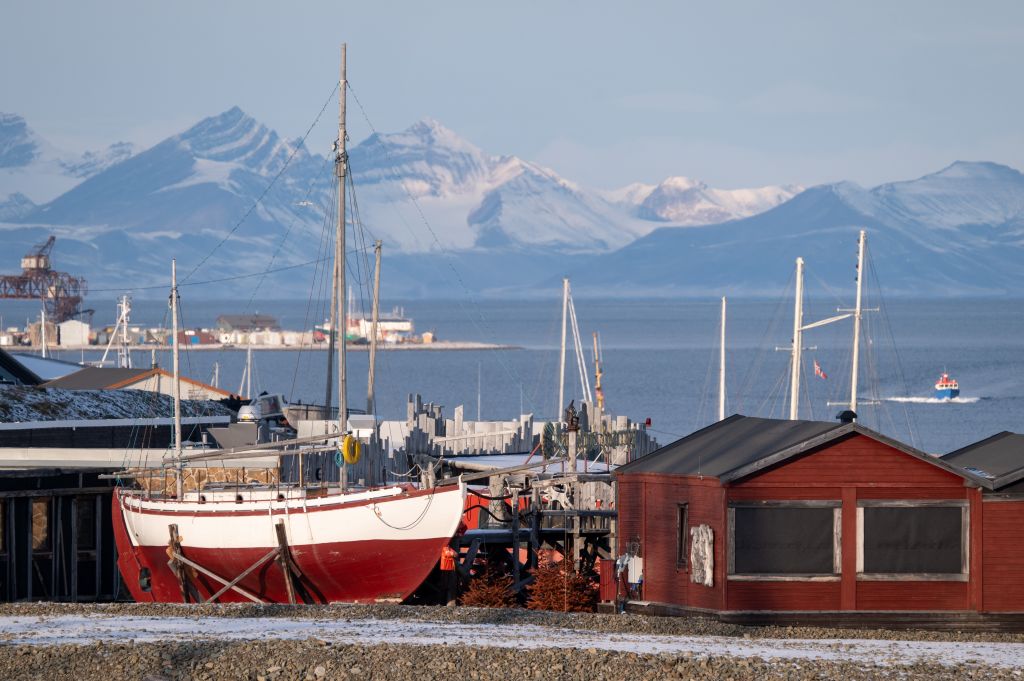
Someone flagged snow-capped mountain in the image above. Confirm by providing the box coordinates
[348,119,651,253]
[565,161,1024,297]
[607,176,802,225]
[0,112,134,204]
[5,106,1023,298]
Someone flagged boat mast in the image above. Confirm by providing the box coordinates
[557,277,569,417]
[593,331,604,431]
[849,229,866,413]
[366,240,382,414]
[171,259,183,498]
[719,296,727,421]
[789,257,804,420]
[336,42,349,440]
[119,295,132,368]
[40,307,46,359]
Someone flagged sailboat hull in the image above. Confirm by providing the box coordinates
[113,483,465,604]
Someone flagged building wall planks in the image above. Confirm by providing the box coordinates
[981,500,1024,612]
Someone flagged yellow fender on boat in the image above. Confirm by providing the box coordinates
[342,435,361,465]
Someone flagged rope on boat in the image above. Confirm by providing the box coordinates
[370,489,436,531]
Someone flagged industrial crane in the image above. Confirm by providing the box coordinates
[0,236,88,323]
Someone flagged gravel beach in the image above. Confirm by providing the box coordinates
[0,603,1021,680]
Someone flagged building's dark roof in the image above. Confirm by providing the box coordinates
[0,348,43,386]
[42,367,152,390]
[216,314,280,331]
[942,432,1024,490]
[616,415,841,479]
[616,414,991,488]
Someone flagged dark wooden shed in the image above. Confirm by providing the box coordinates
[612,415,1024,622]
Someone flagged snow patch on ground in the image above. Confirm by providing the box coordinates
[0,614,1021,669]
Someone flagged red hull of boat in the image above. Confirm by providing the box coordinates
[113,494,450,604]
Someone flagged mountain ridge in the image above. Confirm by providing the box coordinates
[1,109,1023,298]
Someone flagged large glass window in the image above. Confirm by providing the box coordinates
[730,503,839,576]
[860,504,965,575]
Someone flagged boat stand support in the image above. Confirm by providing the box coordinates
[274,520,323,605]
[166,524,266,604]
[166,524,202,604]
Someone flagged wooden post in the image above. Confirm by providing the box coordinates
[511,488,521,587]
[167,524,193,603]
[275,521,297,605]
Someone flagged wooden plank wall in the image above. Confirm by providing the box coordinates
[982,500,1024,612]
[619,433,1008,613]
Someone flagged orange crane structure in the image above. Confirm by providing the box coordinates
[0,236,88,323]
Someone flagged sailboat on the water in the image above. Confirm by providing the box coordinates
[111,45,466,605]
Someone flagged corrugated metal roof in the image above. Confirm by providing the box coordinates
[43,367,153,390]
[942,431,1024,490]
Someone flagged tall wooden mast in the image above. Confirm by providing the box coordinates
[336,43,348,436]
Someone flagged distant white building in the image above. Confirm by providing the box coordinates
[58,320,90,347]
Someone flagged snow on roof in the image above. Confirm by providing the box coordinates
[0,385,233,423]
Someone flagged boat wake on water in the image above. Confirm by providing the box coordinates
[883,396,984,404]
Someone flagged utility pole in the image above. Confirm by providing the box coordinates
[366,240,382,415]
[719,296,727,422]
[557,277,569,419]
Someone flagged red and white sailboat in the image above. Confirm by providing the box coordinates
[113,45,466,604]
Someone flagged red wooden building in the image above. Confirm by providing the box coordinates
[612,415,1024,621]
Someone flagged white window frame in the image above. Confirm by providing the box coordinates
[855,499,969,582]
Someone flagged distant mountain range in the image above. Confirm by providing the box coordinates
[2,107,1023,300]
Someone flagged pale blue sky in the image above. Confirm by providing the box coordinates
[4,0,1022,189]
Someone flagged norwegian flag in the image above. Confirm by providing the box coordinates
[814,360,828,380]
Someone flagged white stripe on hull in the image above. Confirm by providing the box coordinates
[120,484,465,550]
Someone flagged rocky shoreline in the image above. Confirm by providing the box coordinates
[0,603,1020,680]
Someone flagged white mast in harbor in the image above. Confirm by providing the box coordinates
[719,296,727,422]
[849,229,866,413]
[789,258,804,421]
[558,277,569,417]
[40,308,47,358]
[118,295,132,368]
[366,240,382,415]
[785,258,852,420]
[171,259,183,498]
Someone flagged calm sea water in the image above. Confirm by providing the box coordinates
[7,296,1024,455]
